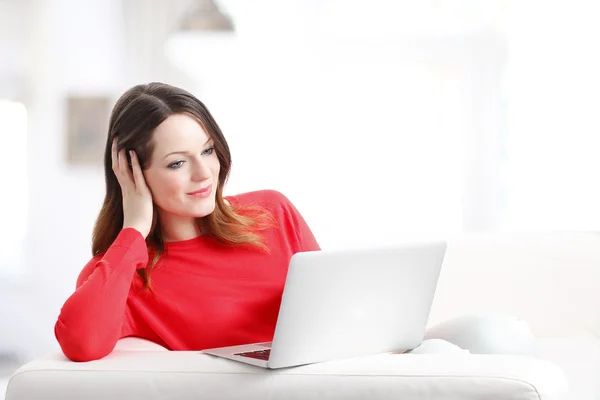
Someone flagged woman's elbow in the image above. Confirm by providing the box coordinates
[55,321,116,362]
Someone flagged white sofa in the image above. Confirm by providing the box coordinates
[6,232,600,399]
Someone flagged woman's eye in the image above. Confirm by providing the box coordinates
[202,146,215,156]
[168,161,185,169]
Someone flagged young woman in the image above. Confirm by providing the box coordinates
[55,82,320,362]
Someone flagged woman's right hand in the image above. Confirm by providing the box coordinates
[112,139,154,239]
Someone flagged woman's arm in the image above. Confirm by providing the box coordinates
[54,228,148,362]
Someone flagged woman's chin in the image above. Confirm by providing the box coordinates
[161,198,217,219]
[189,202,216,218]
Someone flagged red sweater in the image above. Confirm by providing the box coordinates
[55,190,320,362]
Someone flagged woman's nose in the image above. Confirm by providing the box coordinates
[191,160,211,181]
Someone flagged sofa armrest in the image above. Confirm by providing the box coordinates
[113,337,168,352]
[6,351,568,400]
[428,232,600,337]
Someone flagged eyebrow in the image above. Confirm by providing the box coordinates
[162,138,214,159]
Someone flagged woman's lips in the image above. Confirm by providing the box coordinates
[187,184,212,198]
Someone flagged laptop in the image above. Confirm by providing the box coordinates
[201,241,447,369]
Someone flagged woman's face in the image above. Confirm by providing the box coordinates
[143,113,220,220]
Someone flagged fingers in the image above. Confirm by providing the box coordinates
[119,151,133,185]
[129,150,149,192]
[112,138,133,186]
[111,139,119,173]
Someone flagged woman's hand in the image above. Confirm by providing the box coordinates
[112,139,154,238]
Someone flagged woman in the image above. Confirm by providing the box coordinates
[55,82,320,362]
[55,82,537,362]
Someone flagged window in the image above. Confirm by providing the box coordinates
[0,100,28,274]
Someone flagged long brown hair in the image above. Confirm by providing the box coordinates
[92,82,274,289]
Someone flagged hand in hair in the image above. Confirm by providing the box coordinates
[112,139,154,238]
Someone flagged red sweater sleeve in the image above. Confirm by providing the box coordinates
[55,228,148,361]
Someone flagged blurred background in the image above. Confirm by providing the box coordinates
[1,0,600,390]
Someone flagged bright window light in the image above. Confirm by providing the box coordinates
[0,100,28,274]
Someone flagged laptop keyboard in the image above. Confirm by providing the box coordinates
[234,349,271,360]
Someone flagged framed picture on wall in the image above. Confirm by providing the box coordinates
[66,95,111,166]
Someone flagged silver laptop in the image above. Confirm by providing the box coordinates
[201,241,446,369]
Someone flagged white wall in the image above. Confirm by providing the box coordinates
[501,1,600,230]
